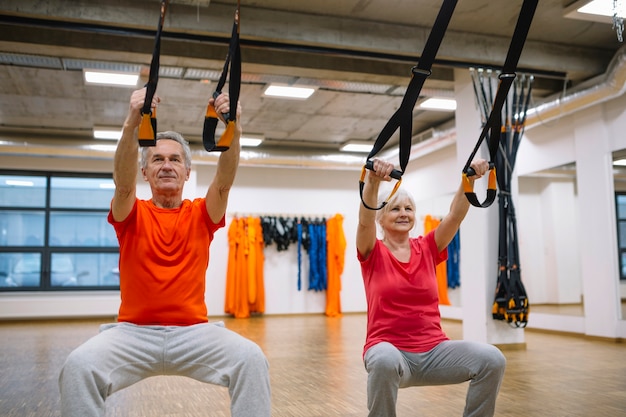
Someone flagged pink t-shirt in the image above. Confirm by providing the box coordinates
[358,231,449,357]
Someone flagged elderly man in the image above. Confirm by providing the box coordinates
[58,87,271,417]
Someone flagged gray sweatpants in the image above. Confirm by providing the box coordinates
[364,340,506,417]
[58,321,271,417]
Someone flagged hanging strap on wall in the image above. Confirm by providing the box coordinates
[359,0,458,210]
[138,0,169,147]
[491,74,533,328]
[462,0,538,208]
[203,0,242,152]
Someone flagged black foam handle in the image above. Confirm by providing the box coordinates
[365,160,402,180]
[466,162,495,177]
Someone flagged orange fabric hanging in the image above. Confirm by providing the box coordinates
[224,217,240,315]
[325,214,346,317]
[225,216,265,318]
[248,216,265,313]
[423,214,451,306]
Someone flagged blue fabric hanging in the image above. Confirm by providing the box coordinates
[307,223,319,291]
[305,221,328,292]
[297,221,303,291]
[447,231,461,288]
[318,223,327,291]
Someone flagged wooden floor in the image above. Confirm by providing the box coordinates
[0,314,625,417]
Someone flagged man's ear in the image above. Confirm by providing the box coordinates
[141,167,148,181]
[185,167,191,181]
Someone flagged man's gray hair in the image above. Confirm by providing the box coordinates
[140,131,192,169]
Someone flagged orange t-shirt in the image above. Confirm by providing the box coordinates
[108,198,225,325]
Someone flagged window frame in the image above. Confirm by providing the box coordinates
[0,170,119,291]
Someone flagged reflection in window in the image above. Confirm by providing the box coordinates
[616,193,626,280]
[620,223,626,250]
[0,211,45,247]
[617,195,626,219]
[0,253,42,287]
[0,175,47,208]
[51,177,114,209]
[50,212,117,247]
[49,253,119,287]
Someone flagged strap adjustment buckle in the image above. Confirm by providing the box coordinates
[499,72,516,81]
[411,66,432,77]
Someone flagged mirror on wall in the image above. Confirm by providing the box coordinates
[612,150,626,321]
[517,162,585,317]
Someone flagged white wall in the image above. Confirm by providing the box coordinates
[1,81,626,340]
[517,177,582,305]
[0,158,368,318]
[516,90,626,339]
[199,164,368,316]
[0,147,466,320]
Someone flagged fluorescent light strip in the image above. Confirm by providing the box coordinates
[579,0,625,17]
[263,84,315,99]
[419,98,457,111]
[93,128,122,140]
[340,140,372,153]
[87,144,118,152]
[84,70,139,87]
[240,136,264,147]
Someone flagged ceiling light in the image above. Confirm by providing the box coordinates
[86,144,118,152]
[263,84,316,99]
[84,69,139,87]
[240,135,264,147]
[578,0,625,17]
[419,98,457,111]
[340,140,372,153]
[614,159,626,166]
[564,0,624,23]
[93,126,122,140]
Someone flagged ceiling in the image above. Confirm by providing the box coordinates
[0,0,623,168]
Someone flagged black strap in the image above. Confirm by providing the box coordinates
[491,74,533,328]
[462,0,538,208]
[360,0,458,210]
[138,0,168,147]
[203,0,241,152]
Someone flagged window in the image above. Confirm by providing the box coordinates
[0,172,119,290]
[616,193,626,280]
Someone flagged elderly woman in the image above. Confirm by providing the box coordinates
[357,158,506,417]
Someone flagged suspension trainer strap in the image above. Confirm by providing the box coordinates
[492,75,533,328]
[360,0,458,210]
[462,0,538,208]
[138,0,168,147]
[203,0,241,152]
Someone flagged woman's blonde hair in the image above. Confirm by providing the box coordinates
[375,187,416,231]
